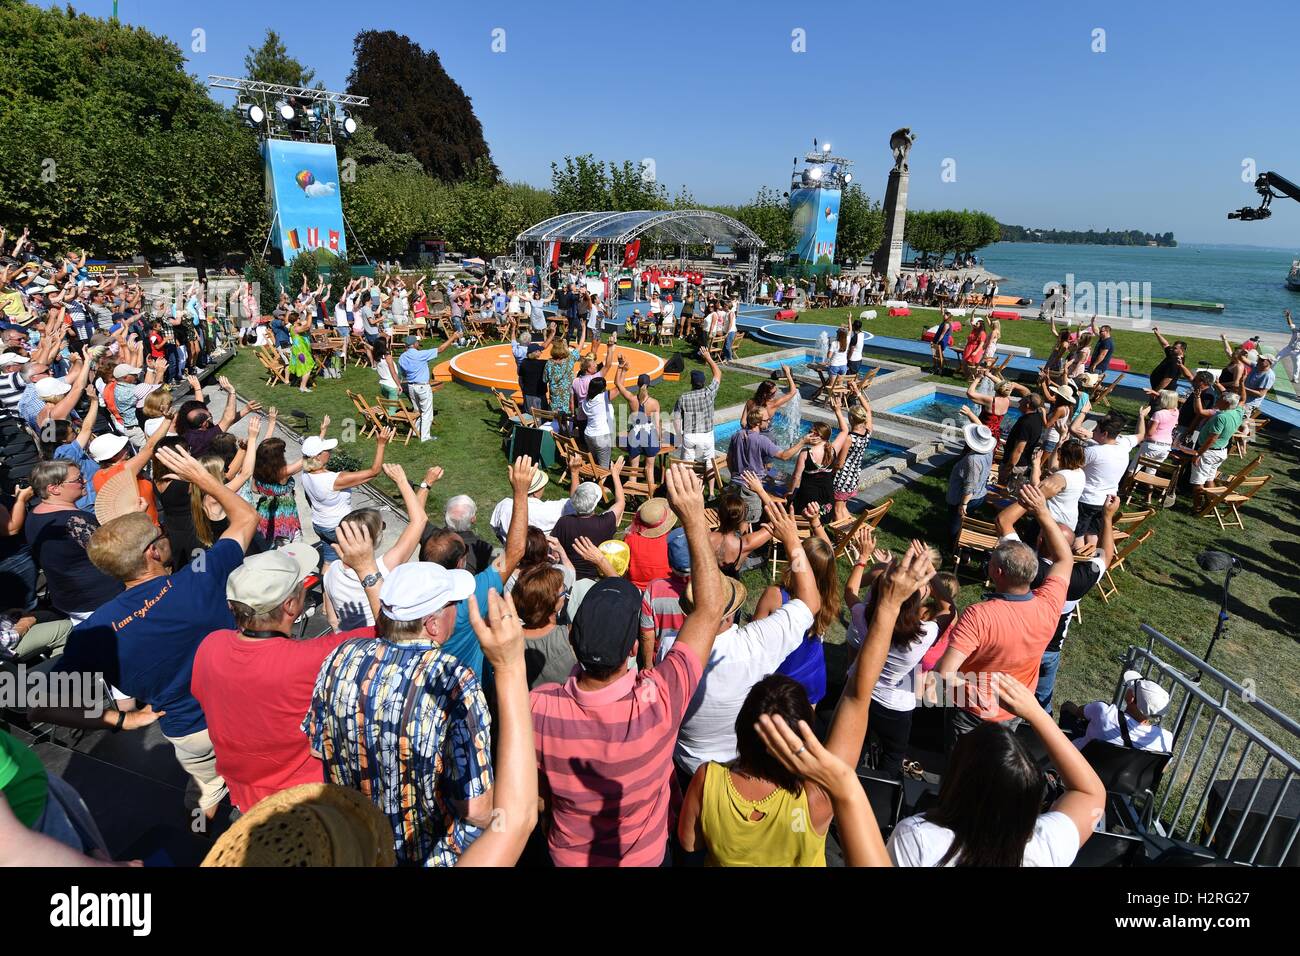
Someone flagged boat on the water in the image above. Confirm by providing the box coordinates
[1288,259,1300,292]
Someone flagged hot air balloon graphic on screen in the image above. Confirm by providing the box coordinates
[295,169,337,198]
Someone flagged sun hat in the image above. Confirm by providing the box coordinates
[300,436,338,458]
[527,470,549,495]
[226,543,320,613]
[201,783,395,867]
[962,422,997,455]
[379,561,475,622]
[88,432,130,462]
[631,498,676,539]
[683,576,747,619]
[112,363,142,379]
[1049,382,1077,403]
[34,377,71,399]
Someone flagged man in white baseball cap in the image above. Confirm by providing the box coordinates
[34,377,71,400]
[88,432,130,464]
[305,558,496,866]
[189,541,364,813]
[1064,670,1173,754]
[0,353,29,416]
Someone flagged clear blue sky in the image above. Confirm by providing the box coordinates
[53,0,1300,245]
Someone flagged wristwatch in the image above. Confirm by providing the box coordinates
[419,481,430,490]
[361,571,384,589]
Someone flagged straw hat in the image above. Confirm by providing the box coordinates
[632,498,676,538]
[683,576,747,619]
[1049,382,1077,404]
[201,783,395,867]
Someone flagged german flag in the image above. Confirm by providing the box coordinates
[583,243,598,265]
[287,228,301,251]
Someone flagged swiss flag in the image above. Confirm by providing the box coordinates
[329,230,340,251]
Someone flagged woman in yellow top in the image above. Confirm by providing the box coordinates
[677,675,832,866]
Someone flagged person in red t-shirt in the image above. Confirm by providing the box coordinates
[934,483,1072,740]
[192,537,373,812]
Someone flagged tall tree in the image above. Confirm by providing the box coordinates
[835,183,883,265]
[346,30,494,183]
[243,29,316,87]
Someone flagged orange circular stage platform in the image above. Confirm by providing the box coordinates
[445,343,666,397]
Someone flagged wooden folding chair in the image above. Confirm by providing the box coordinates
[1089,378,1120,410]
[1096,528,1154,603]
[347,334,371,368]
[856,368,879,392]
[829,498,894,559]
[1195,472,1272,531]
[377,393,423,445]
[1124,457,1183,507]
[618,462,657,504]
[1111,508,1154,545]
[346,389,388,439]
[954,514,1000,576]
[257,346,291,387]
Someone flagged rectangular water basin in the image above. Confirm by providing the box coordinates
[714,414,907,481]
[886,391,1021,429]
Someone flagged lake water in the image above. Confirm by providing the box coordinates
[974,242,1300,332]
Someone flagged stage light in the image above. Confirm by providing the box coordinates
[277,101,295,122]
[341,114,357,135]
[843,172,852,183]
[823,143,832,153]
[808,166,823,182]
[239,102,265,127]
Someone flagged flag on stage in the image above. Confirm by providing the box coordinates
[623,239,641,268]
[328,230,340,251]
[287,229,301,251]
[583,243,598,265]
[547,240,561,268]
[307,227,320,249]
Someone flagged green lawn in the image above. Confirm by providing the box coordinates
[223,334,1299,729]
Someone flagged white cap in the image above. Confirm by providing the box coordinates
[40,284,60,294]
[0,352,29,366]
[1123,670,1172,718]
[379,562,475,622]
[143,417,169,438]
[300,436,338,457]
[88,433,130,462]
[113,363,142,380]
[225,543,320,613]
[34,377,71,398]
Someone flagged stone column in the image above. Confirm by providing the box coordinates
[873,165,908,280]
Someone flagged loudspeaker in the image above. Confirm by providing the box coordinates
[509,425,545,464]
[664,355,684,374]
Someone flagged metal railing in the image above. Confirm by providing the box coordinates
[1122,624,1300,865]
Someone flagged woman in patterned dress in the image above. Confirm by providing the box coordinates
[831,386,874,524]
[251,435,304,546]
[544,339,579,430]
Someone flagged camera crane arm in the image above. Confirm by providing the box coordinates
[1228,170,1300,220]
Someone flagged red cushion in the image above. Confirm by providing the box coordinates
[989,310,1019,320]
[889,307,911,317]
[775,309,798,321]
[1108,358,1130,371]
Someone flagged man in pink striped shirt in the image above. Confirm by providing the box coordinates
[530,464,726,866]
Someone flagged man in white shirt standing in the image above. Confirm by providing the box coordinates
[1074,413,1137,552]
[661,501,819,778]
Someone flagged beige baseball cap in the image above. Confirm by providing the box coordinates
[226,543,320,613]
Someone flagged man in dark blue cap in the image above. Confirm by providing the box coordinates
[671,347,722,465]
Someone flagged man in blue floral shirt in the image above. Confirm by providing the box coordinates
[305,561,494,866]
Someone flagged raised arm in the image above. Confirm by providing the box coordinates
[376,464,432,567]
[334,427,393,490]
[1152,326,1171,350]
[663,464,724,668]
[1019,483,1072,575]
[607,456,626,524]
[458,589,536,866]
[993,673,1105,848]
[497,455,535,580]
[766,500,821,615]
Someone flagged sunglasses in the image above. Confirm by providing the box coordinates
[142,529,166,553]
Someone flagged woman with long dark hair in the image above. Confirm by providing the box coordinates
[888,672,1105,866]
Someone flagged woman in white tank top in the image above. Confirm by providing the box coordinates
[1041,440,1087,534]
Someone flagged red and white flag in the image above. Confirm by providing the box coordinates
[328,229,340,251]
[547,240,561,268]
[307,227,320,249]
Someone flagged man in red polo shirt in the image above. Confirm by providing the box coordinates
[530,464,725,866]
[191,530,378,812]
[934,483,1071,740]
